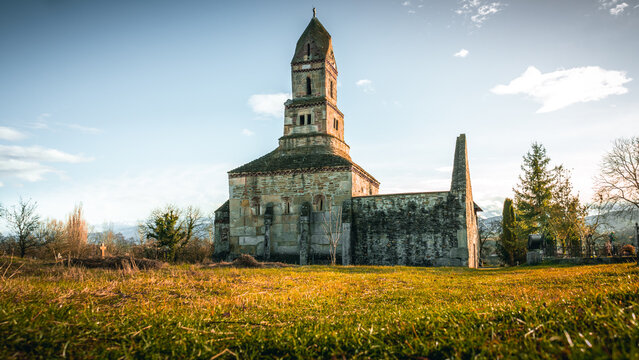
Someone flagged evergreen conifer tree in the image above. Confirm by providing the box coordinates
[498,198,524,265]
[513,143,554,238]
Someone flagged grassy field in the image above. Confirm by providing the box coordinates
[1,258,638,359]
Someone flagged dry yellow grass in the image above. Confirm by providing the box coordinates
[1,257,638,359]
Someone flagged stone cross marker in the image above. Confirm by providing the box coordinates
[100,243,107,258]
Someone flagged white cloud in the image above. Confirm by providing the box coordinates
[356,79,375,93]
[0,145,93,163]
[30,113,51,130]
[454,49,469,58]
[408,10,416,13]
[610,2,629,14]
[34,164,231,225]
[455,0,505,27]
[62,123,102,134]
[0,145,93,182]
[491,66,631,113]
[402,1,411,5]
[248,93,290,118]
[599,0,632,15]
[0,126,26,141]
[241,128,254,136]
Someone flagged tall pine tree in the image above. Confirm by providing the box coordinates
[513,143,554,238]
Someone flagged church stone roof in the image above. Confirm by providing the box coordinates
[228,149,352,175]
[291,17,332,63]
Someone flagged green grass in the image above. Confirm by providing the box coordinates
[1,258,639,359]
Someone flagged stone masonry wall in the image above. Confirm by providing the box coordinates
[352,168,379,197]
[226,169,353,261]
[349,192,468,266]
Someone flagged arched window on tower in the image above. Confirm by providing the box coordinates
[306,77,312,96]
[306,43,310,57]
[330,81,334,98]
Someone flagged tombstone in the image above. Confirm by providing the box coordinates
[526,234,544,265]
[100,243,107,258]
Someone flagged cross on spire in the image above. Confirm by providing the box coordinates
[313,8,316,17]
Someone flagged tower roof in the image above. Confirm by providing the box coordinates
[291,16,332,63]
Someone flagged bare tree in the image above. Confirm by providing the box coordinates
[320,202,342,266]
[5,198,41,257]
[37,219,66,259]
[478,218,501,262]
[582,199,613,257]
[182,206,204,248]
[66,204,88,258]
[595,136,639,218]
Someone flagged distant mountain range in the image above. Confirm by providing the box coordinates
[89,223,140,242]
[478,210,638,242]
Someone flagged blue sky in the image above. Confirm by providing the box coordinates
[1,0,638,228]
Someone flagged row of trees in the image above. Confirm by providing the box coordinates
[495,136,639,265]
[0,200,214,263]
[0,199,89,259]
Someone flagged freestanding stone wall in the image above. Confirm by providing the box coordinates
[347,192,466,266]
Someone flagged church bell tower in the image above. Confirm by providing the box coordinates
[280,10,349,159]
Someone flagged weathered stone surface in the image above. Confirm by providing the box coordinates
[212,14,480,268]
[349,192,465,266]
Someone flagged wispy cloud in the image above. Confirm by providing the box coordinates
[37,164,231,224]
[0,145,93,182]
[241,128,254,136]
[0,126,26,141]
[30,113,51,130]
[455,0,506,27]
[610,2,629,14]
[599,0,631,15]
[356,79,375,93]
[454,49,469,58]
[248,93,290,118]
[62,123,103,134]
[491,66,632,113]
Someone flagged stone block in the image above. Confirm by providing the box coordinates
[527,250,543,265]
[449,247,468,259]
[311,234,330,245]
[274,245,299,254]
[239,236,264,246]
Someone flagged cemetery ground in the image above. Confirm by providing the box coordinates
[1,258,638,359]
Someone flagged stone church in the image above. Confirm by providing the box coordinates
[214,13,481,267]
